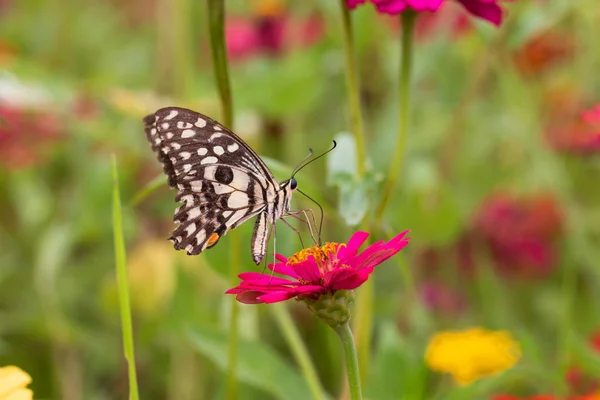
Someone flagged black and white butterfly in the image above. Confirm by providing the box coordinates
[143,106,302,265]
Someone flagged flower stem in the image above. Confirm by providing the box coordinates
[207,1,237,399]
[373,11,416,226]
[334,322,363,400]
[271,304,326,400]
[111,156,140,400]
[207,0,233,128]
[339,0,367,177]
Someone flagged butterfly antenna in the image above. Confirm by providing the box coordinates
[296,189,325,245]
[291,149,314,177]
[291,140,337,179]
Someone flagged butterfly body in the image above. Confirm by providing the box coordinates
[143,107,296,264]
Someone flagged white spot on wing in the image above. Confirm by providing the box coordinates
[185,223,196,236]
[197,148,208,156]
[182,129,195,138]
[226,209,248,227]
[214,126,223,131]
[213,146,224,155]
[195,230,206,245]
[210,133,223,141]
[183,164,192,173]
[213,183,235,195]
[188,207,201,219]
[181,195,194,205]
[195,118,207,128]
[165,110,178,120]
[161,122,170,129]
[201,156,218,165]
[172,143,181,150]
[180,151,191,160]
[190,181,202,191]
[227,191,249,209]
[150,128,157,136]
[166,132,174,139]
[185,244,194,253]
[222,211,233,218]
[227,143,239,152]
[177,121,193,129]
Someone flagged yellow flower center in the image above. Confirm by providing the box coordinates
[425,328,521,385]
[287,242,345,277]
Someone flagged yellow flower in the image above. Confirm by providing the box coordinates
[425,327,520,385]
[0,366,33,400]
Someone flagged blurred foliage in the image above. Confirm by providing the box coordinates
[0,0,599,399]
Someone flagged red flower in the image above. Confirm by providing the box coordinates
[419,281,466,315]
[514,29,575,76]
[546,104,600,154]
[226,231,410,304]
[491,396,558,400]
[567,330,600,395]
[348,0,506,26]
[0,104,62,169]
[225,5,324,62]
[474,193,563,278]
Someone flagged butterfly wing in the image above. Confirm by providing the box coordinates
[143,107,279,257]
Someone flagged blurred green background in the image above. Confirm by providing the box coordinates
[1,0,599,399]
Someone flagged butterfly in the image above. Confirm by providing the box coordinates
[143,106,299,265]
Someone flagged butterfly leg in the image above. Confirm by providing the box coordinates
[285,208,319,245]
[280,217,305,249]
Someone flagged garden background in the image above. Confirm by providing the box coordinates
[1,0,599,399]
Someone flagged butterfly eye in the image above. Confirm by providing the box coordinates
[290,178,298,191]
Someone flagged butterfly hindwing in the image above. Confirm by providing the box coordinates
[143,107,286,259]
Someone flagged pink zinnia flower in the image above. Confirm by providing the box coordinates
[0,104,62,169]
[348,0,506,26]
[546,104,600,154]
[474,193,563,278]
[226,231,410,305]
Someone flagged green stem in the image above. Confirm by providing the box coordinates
[207,2,237,399]
[111,156,140,400]
[271,304,326,400]
[207,0,233,128]
[373,11,416,226]
[334,322,363,400]
[339,0,367,177]
[351,279,372,383]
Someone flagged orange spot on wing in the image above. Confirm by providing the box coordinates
[207,233,220,247]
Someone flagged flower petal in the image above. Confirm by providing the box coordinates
[330,267,374,290]
[258,285,325,303]
[457,0,503,26]
[349,231,410,270]
[237,272,299,286]
[338,231,369,259]
[291,257,322,283]
[269,261,301,279]
[236,290,269,304]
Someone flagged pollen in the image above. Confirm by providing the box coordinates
[287,242,344,265]
[207,233,220,247]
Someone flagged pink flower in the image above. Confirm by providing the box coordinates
[226,231,410,304]
[474,193,563,278]
[0,104,62,169]
[348,0,506,26]
[225,8,324,62]
[546,104,600,154]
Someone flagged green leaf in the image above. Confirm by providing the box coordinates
[327,133,378,226]
[570,332,600,378]
[367,323,428,400]
[188,323,331,400]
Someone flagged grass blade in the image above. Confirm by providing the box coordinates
[112,155,140,400]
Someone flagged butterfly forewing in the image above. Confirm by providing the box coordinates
[143,107,288,263]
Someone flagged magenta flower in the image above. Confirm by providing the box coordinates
[348,0,505,26]
[226,231,410,305]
